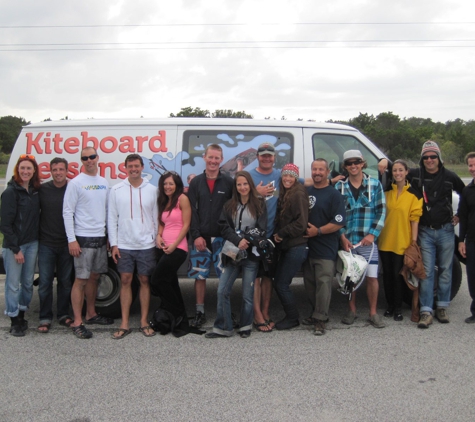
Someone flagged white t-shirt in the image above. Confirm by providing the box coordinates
[63,172,109,242]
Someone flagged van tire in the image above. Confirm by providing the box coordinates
[402,255,463,306]
[89,263,139,318]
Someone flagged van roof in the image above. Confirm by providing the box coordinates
[25,118,357,132]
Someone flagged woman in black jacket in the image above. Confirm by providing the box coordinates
[272,164,309,330]
[1,155,41,336]
[205,171,267,339]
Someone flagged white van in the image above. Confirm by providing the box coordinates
[1,118,463,316]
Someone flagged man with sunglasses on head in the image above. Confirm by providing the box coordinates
[335,150,386,328]
[63,147,113,339]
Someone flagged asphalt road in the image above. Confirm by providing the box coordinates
[1,273,475,422]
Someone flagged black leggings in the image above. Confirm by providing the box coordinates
[380,250,405,312]
[150,248,187,318]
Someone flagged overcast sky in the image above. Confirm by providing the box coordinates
[1,0,474,124]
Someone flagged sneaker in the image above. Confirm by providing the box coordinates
[417,312,433,329]
[341,311,356,325]
[313,320,326,336]
[435,308,450,324]
[368,314,385,328]
[465,315,475,324]
[190,311,206,328]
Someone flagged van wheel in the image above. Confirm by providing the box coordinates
[92,265,139,318]
[402,255,463,306]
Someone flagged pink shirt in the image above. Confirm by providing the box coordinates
[162,195,188,252]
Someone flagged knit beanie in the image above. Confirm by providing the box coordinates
[420,140,443,164]
[281,163,299,179]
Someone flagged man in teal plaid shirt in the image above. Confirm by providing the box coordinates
[335,150,386,328]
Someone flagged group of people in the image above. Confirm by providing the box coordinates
[2,139,474,339]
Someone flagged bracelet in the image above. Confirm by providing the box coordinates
[317,227,322,236]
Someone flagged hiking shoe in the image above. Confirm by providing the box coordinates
[71,324,93,339]
[341,311,356,325]
[435,308,450,324]
[190,311,206,328]
[465,315,475,324]
[368,314,385,328]
[302,316,317,326]
[417,312,433,329]
[313,320,326,336]
[9,324,25,337]
[84,314,114,325]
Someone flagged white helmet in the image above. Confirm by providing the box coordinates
[336,249,369,300]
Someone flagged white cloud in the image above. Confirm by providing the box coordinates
[0,0,474,123]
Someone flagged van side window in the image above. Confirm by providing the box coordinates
[312,133,380,179]
[182,130,294,179]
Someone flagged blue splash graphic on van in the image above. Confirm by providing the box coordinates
[141,132,292,188]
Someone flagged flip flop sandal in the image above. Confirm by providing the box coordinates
[139,325,156,337]
[253,321,273,332]
[37,323,51,334]
[112,328,132,340]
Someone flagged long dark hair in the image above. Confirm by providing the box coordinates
[224,171,264,219]
[13,155,41,190]
[277,176,307,219]
[158,171,184,225]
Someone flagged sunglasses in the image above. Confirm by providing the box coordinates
[422,155,438,161]
[20,154,35,159]
[345,159,363,166]
[81,154,98,161]
[163,170,179,176]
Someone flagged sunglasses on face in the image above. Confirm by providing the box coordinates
[345,159,363,167]
[20,154,35,159]
[81,154,97,161]
[422,155,438,161]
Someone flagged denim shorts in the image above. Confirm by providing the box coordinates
[117,247,157,276]
[74,245,108,279]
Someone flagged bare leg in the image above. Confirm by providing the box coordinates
[71,277,87,327]
[118,273,134,330]
[366,276,379,316]
[138,274,151,328]
[84,272,100,320]
[260,276,273,322]
[195,278,206,308]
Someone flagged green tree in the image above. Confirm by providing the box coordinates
[170,107,210,117]
[212,109,252,118]
[0,116,30,154]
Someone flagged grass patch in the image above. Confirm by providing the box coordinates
[445,163,471,178]
[0,164,6,178]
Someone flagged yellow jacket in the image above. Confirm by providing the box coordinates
[378,182,423,255]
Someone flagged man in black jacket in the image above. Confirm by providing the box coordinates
[187,144,233,327]
[408,141,464,328]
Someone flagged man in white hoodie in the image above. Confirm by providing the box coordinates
[108,154,159,339]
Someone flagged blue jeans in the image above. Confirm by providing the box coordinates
[419,223,454,313]
[3,241,39,317]
[273,244,309,321]
[212,258,259,336]
[38,243,74,323]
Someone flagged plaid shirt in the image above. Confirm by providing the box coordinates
[335,174,386,244]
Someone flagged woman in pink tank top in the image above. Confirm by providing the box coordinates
[149,171,195,336]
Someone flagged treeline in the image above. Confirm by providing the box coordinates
[330,112,475,164]
[1,111,474,164]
